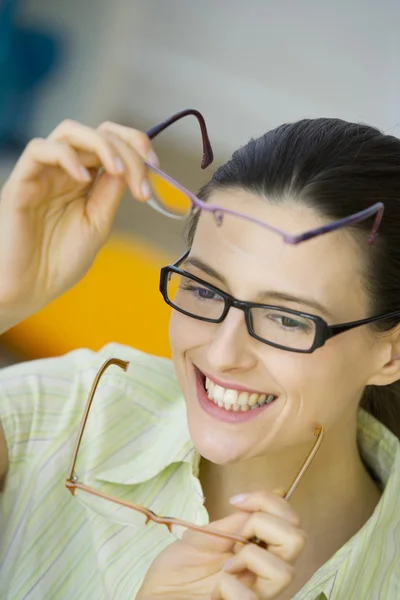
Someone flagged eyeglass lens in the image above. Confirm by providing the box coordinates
[166,271,317,351]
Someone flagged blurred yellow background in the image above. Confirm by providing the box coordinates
[2,235,175,359]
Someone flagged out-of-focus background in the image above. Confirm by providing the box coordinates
[1,0,399,366]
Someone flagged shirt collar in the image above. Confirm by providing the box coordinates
[295,408,400,599]
[77,362,204,524]
[81,369,196,485]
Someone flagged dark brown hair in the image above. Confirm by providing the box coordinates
[186,118,400,437]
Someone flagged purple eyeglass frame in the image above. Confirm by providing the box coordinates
[145,109,384,245]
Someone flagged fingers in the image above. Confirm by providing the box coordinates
[211,572,258,600]
[6,119,160,205]
[97,121,158,165]
[211,491,305,599]
[242,513,306,562]
[230,490,300,526]
[49,119,158,200]
[224,544,294,598]
[230,491,305,562]
[99,131,149,199]
[97,121,159,199]
[84,171,128,241]
[49,119,126,174]
[7,138,92,190]
[181,511,249,554]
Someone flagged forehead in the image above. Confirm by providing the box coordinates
[191,188,368,319]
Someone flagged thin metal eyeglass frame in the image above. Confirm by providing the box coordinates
[65,358,324,547]
[144,109,384,245]
[160,251,400,354]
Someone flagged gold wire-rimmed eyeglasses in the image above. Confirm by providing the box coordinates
[66,358,324,547]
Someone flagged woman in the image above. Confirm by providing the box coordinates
[0,114,399,600]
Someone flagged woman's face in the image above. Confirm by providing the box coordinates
[169,188,382,464]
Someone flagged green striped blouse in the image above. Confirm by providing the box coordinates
[0,343,399,599]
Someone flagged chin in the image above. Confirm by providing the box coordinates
[188,426,244,464]
[183,404,249,464]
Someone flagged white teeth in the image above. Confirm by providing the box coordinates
[257,394,267,406]
[248,393,259,406]
[213,385,225,403]
[238,392,250,405]
[204,377,276,412]
[224,389,239,405]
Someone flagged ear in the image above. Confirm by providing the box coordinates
[367,325,400,386]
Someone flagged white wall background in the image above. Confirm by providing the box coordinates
[25,0,400,157]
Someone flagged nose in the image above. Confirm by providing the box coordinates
[205,307,257,373]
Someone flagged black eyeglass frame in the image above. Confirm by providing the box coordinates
[160,252,400,354]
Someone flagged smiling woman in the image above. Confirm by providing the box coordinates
[187,120,400,435]
[0,114,399,600]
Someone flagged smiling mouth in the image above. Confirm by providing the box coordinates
[202,375,277,412]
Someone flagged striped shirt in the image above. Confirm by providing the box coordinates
[0,343,399,599]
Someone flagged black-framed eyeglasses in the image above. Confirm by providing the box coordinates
[160,252,400,353]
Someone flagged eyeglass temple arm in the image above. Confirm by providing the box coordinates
[146,109,214,169]
[248,426,324,550]
[65,358,129,488]
[368,203,384,244]
[284,426,324,500]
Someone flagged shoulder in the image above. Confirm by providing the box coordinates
[0,344,179,477]
[98,342,178,391]
[0,343,177,403]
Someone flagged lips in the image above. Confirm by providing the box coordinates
[194,367,278,424]
[205,377,276,411]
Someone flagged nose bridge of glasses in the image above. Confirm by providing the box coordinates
[216,296,253,339]
[229,296,252,315]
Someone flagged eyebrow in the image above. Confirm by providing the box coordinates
[183,256,333,318]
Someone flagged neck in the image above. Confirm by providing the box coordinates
[199,409,381,564]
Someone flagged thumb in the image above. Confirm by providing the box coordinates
[181,511,249,554]
[86,171,127,238]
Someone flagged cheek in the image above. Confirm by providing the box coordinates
[168,311,213,355]
[169,312,216,399]
[273,333,375,427]
[168,311,184,353]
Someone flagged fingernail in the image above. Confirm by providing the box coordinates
[147,150,159,167]
[229,493,248,505]
[79,166,91,181]
[114,157,125,173]
[273,487,286,498]
[141,180,151,198]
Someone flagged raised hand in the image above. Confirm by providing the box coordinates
[0,119,158,332]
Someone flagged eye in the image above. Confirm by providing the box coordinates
[269,314,311,332]
[194,286,217,300]
[180,281,222,302]
[279,316,302,328]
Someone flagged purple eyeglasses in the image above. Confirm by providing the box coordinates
[145,109,384,257]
